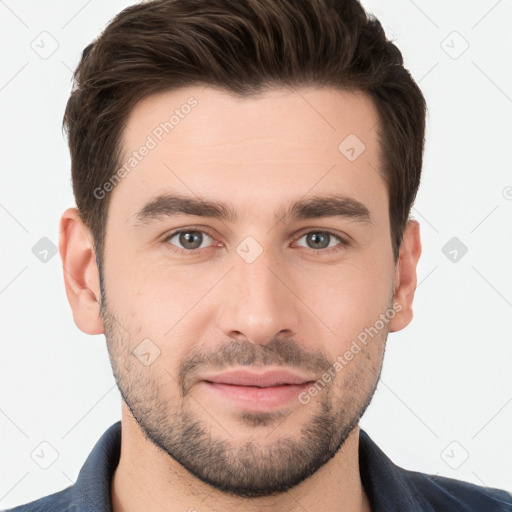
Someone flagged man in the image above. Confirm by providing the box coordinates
[4,0,511,511]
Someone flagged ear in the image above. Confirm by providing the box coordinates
[59,207,104,335]
[388,219,422,332]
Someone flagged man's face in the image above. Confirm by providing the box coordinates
[100,86,397,497]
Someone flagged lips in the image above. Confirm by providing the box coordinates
[201,369,315,387]
[197,369,317,411]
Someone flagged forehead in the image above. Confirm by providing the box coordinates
[111,85,385,225]
[122,85,379,154]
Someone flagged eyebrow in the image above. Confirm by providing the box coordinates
[133,193,371,227]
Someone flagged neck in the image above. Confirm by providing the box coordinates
[111,404,371,512]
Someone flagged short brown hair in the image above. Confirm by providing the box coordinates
[63,0,426,265]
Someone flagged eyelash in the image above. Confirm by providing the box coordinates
[162,227,348,256]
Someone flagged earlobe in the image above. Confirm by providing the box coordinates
[388,219,422,333]
[59,207,104,335]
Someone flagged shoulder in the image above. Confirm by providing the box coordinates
[403,467,512,511]
[1,485,74,512]
[2,421,121,512]
[358,429,512,511]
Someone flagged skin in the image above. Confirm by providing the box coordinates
[59,85,421,512]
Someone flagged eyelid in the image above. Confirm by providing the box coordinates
[293,226,348,241]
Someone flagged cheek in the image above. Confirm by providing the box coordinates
[107,246,192,316]
[295,258,393,344]
[108,262,221,358]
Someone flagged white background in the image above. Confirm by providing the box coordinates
[1,0,511,508]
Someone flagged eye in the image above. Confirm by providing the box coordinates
[162,228,348,256]
[164,229,218,254]
[294,230,346,253]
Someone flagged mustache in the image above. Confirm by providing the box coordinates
[178,337,333,395]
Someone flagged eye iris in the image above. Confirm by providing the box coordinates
[179,231,203,249]
[307,232,330,249]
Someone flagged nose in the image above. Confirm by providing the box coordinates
[216,248,302,346]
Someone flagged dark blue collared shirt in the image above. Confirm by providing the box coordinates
[2,421,511,511]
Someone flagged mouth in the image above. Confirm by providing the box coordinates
[198,369,316,411]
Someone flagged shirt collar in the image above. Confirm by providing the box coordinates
[70,421,121,511]
[358,429,429,511]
